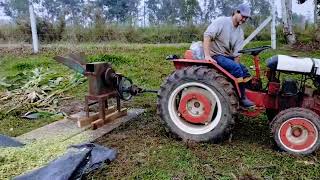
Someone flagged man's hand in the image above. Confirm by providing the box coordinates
[203,36,217,63]
[205,55,217,63]
[235,56,241,63]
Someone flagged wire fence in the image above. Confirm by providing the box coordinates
[0,33,275,45]
[0,33,205,44]
[0,24,275,45]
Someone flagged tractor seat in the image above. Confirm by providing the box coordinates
[267,55,320,75]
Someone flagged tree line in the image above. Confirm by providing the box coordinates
[1,0,272,26]
[0,0,317,44]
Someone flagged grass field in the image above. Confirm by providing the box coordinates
[1,42,320,179]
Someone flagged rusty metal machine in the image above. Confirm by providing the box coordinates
[54,53,155,129]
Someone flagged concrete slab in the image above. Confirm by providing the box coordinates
[16,108,145,144]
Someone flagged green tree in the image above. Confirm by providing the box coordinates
[216,0,244,16]
[202,0,217,23]
[39,0,85,25]
[40,0,65,23]
[61,0,84,25]
[146,0,160,25]
[82,1,105,26]
[146,0,183,25]
[96,0,140,24]
[248,0,271,27]
[180,0,201,24]
[292,12,305,25]
[0,0,32,19]
[159,0,181,24]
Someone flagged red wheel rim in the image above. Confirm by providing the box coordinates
[279,118,318,152]
[178,92,212,124]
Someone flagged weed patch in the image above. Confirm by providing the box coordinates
[89,54,133,66]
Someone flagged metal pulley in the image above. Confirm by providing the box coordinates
[117,77,134,101]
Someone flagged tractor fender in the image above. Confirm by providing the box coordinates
[170,58,241,97]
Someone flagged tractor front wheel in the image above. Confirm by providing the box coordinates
[157,66,238,143]
[271,108,320,155]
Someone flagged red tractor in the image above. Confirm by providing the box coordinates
[157,46,320,155]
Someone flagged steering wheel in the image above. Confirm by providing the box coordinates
[238,46,271,56]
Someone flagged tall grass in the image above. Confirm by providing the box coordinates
[0,24,26,43]
[0,20,316,44]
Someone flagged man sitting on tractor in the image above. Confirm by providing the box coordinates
[203,3,255,108]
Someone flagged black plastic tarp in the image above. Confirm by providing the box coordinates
[14,143,117,180]
[0,134,24,147]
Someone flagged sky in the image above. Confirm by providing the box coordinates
[279,0,315,21]
[0,7,10,21]
[0,0,316,22]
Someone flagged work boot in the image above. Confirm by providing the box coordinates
[239,83,255,109]
[240,97,255,108]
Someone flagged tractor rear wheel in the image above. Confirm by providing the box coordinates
[271,108,320,155]
[157,66,238,143]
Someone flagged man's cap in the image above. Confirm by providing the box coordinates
[237,4,251,17]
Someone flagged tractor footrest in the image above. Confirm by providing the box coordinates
[239,107,265,118]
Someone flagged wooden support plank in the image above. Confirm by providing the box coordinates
[241,16,272,49]
[91,108,127,130]
[77,106,116,128]
[69,112,98,121]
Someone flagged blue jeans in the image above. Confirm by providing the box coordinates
[213,55,250,78]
